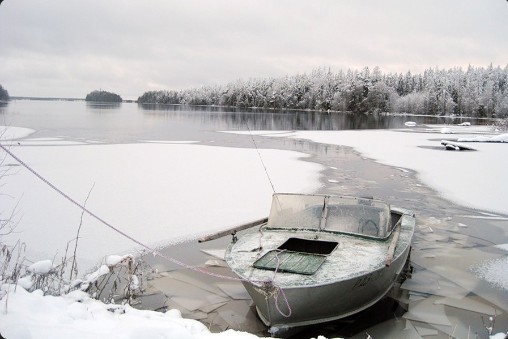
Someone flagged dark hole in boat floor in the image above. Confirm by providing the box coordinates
[277,237,338,255]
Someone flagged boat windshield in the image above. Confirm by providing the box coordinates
[266,194,392,238]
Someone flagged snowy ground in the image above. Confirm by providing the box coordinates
[1,124,508,338]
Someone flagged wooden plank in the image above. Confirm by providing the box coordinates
[198,217,268,243]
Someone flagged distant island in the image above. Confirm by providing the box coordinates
[0,84,10,101]
[138,65,508,118]
[85,90,122,103]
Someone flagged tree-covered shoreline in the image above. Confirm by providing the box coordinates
[0,84,10,101]
[138,65,508,118]
[85,90,122,103]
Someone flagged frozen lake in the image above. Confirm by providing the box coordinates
[1,100,507,337]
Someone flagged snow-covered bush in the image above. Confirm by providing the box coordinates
[0,242,26,299]
[9,253,148,305]
[78,254,148,304]
[495,118,508,131]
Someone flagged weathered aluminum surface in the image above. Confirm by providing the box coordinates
[225,194,415,329]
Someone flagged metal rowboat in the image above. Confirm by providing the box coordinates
[224,193,415,332]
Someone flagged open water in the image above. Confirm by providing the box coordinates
[0,100,490,142]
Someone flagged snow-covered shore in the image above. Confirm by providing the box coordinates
[0,285,262,339]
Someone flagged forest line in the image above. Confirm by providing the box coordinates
[138,65,508,118]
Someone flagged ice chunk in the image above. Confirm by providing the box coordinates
[471,256,508,290]
[106,254,133,266]
[414,325,438,336]
[200,249,226,260]
[401,269,469,299]
[172,297,208,312]
[216,283,251,300]
[216,300,265,333]
[412,246,508,312]
[204,259,227,267]
[433,296,500,315]
[198,302,227,313]
[403,296,452,326]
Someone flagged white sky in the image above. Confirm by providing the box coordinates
[1,0,507,100]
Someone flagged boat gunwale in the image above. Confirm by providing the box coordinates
[227,213,414,289]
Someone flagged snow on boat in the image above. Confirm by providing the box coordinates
[225,193,415,332]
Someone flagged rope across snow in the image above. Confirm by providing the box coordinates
[0,143,292,317]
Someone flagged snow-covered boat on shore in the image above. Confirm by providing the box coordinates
[225,193,415,332]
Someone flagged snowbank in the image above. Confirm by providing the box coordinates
[0,285,262,339]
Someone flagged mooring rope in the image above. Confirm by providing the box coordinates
[272,250,292,318]
[0,143,292,317]
[0,143,243,281]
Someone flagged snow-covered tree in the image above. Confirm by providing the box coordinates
[137,64,508,117]
[0,84,10,101]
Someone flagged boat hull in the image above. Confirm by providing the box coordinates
[242,244,410,329]
[225,194,415,331]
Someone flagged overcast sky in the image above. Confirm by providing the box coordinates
[1,0,507,100]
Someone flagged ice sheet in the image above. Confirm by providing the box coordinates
[411,246,508,311]
[0,143,323,269]
[239,128,508,215]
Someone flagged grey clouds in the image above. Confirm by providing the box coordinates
[1,0,507,99]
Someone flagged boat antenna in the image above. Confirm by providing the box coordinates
[247,124,277,194]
